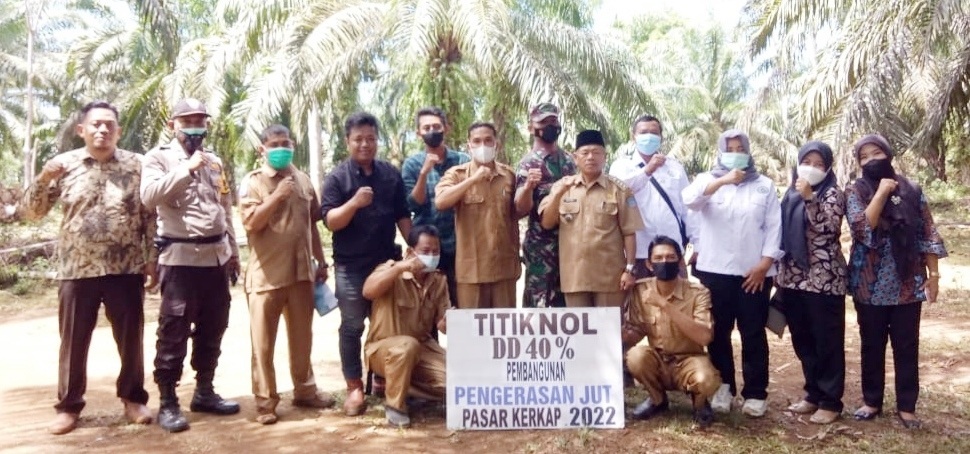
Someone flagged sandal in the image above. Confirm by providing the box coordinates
[810,409,840,424]
[897,413,922,429]
[853,406,882,421]
[787,400,819,415]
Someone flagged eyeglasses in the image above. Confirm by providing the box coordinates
[575,150,606,158]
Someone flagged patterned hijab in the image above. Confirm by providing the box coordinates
[711,129,759,183]
[781,141,837,268]
[852,134,922,278]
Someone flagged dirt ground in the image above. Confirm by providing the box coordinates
[1,251,969,453]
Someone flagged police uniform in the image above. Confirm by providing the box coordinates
[140,136,239,424]
[240,164,329,417]
[435,161,520,309]
[538,173,643,307]
[364,261,448,413]
[623,278,722,406]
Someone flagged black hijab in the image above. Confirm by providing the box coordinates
[852,134,922,278]
[781,141,837,269]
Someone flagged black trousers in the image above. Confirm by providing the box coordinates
[153,265,232,385]
[56,275,149,414]
[699,272,771,400]
[855,301,922,413]
[439,251,458,308]
[784,288,845,412]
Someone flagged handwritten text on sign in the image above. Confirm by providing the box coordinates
[446,308,624,430]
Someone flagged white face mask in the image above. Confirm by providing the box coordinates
[796,165,828,186]
[416,254,440,272]
[471,145,496,164]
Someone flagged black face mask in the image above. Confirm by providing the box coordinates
[861,158,894,181]
[652,261,679,281]
[422,131,445,148]
[536,124,561,144]
[179,130,208,155]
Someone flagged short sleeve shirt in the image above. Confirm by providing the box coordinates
[540,174,643,293]
[625,278,712,355]
[239,165,319,293]
[364,261,450,354]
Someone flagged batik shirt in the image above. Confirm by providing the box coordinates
[846,184,947,305]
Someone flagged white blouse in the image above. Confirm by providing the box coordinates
[682,172,784,277]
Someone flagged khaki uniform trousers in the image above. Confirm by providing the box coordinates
[626,346,721,405]
[367,336,446,412]
[564,291,625,308]
[456,279,517,309]
[247,281,318,413]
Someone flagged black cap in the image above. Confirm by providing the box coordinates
[575,129,605,149]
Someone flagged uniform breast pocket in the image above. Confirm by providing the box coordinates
[593,200,619,231]
[463,191,484,205]
[559,198,580,222]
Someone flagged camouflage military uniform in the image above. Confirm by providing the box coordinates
[515,148,576,308]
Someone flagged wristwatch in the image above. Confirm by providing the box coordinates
[625,263,635,273]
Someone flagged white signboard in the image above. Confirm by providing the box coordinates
[446,307,625,430]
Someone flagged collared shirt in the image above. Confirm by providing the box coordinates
[401,149,470,254]
[625,278,712,355]
[845,184,947,305]
[776,186,848,295]
[683,172,783,277]
[436,161,520,284]
[22,148,157,280]
[239,165,320,293]
[539,173,643,293]
[141,139,238,267]
[609,153,697,257]
[320,158,410,272]
[364,261,449,357]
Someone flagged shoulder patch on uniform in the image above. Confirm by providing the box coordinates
[608,174,631,192]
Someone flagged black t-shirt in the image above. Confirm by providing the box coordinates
[320,159,409,272]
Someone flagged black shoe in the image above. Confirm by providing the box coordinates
[158,405,189,433]
[853,406,882,421]
[632,397,669,420]
[693,402,714,428]
[190,391,240,415]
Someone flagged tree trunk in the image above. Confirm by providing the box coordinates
[308,102,322,197]
[21,0,35,188]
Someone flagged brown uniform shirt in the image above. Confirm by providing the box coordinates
[539,173,643,293]
[239,165,320,293]
[364,261,449,358]
[22,148,157,279]
[626,278,712,355]
[140,140,238,267]
[436,161,520,284]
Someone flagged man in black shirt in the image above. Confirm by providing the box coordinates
[321,112,412,416]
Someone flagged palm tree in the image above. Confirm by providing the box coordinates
[745,0,970,182]
[616,16,798,178]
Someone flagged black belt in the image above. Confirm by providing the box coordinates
[154,233,226,251]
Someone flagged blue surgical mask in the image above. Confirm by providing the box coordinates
[635,133,662,156]
[720,152,750,170]
[417,254,440,272]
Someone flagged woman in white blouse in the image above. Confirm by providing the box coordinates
[682,129,783,418]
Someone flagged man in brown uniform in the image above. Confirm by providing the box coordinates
[361,225,448,428]
[23,101,154,435]
[141,98,241,432]
[623,235,720,428]
[434,122,520,308]
[539,129,641,307]
[239,125,336,425]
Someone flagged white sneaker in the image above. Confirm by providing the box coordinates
[711,384,733,413]
[742,398,768,417]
